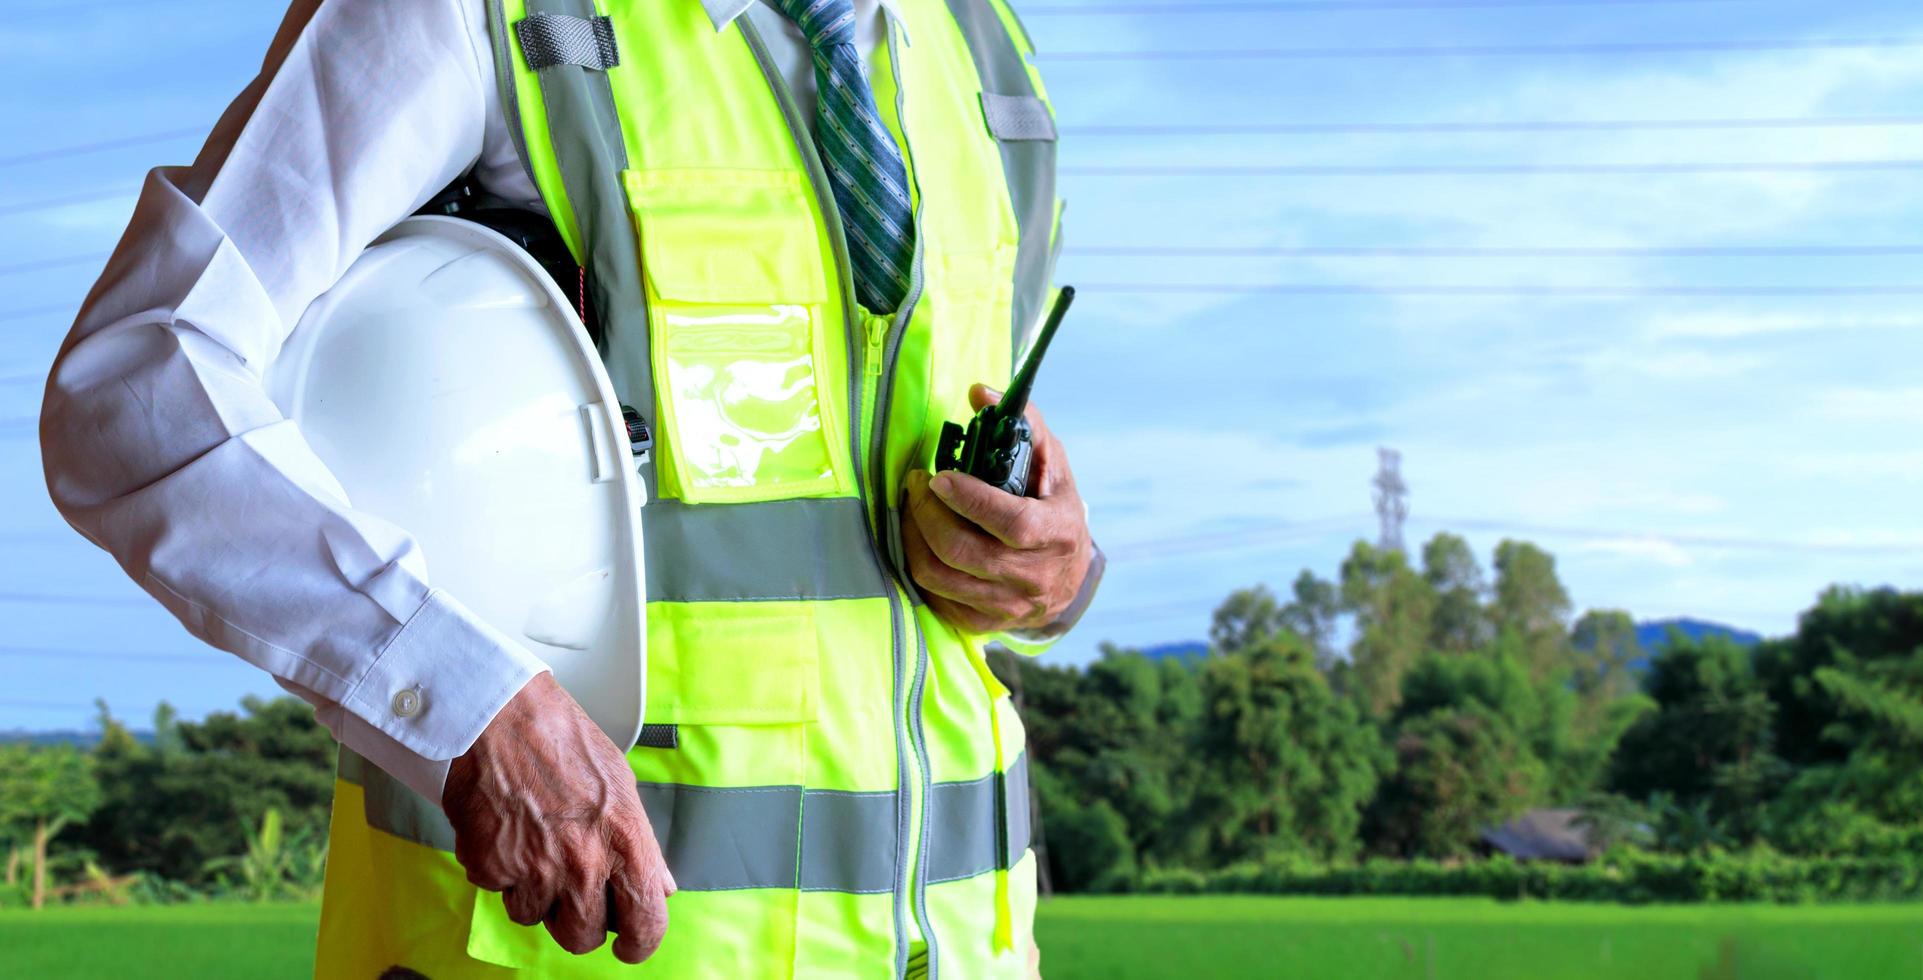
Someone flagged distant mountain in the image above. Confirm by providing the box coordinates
[1135,641,1208,663]
[0,729,155,747]
[1126,619,1759,672]
[1634,618,1763,652]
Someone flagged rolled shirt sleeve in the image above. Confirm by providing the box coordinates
[39,0,545,804]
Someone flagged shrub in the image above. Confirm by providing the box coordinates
[1128,849,1923,904]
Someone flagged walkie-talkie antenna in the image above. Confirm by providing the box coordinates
[933,285,1078,496]
[999,286,1074,422]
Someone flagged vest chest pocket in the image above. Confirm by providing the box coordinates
[624,169,856,504]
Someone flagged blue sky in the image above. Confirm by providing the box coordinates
[2,0,1921,731]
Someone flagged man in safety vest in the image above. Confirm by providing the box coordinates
[41,0,1098,977]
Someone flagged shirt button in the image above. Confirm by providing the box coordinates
[392,688,423,718]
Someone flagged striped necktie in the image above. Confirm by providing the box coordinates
[770,0,916,315]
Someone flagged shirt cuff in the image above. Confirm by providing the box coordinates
[335,710,456,804]
[1005,541,1105,649]
[340,588,550,770]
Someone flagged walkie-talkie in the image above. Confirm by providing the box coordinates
[934,286,1075,497]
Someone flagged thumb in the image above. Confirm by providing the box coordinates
[969,383,1002,411]
[930,469,1033,547]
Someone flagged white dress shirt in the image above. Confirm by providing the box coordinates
[41,0,893,805]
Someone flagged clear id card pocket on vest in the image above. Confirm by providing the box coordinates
[624,168,855,504]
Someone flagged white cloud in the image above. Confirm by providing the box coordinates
[1646,311,1923,340]
[1815,387,1923,426]
[1572,536,1694,568]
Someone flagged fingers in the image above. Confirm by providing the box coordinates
[904,507,1039,611]
[906,471,1004,575]
[544,876,610,956]
[503,876,559,928]
[929,469,1047,550]
[925,591,1008,634]
[1027,422,1073,499]
[608,864,672,965]
[968,382,999,411]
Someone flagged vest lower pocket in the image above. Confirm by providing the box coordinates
[623,168,854,505]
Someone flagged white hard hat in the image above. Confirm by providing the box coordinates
[267,215,645,751]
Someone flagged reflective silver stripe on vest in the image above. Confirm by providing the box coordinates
[644,497,888,602]
[942,0,1060,368]
[338,749,460,853]
[1004,752,1032,870]
[798,790,900,893]
[338,749,1028,892]
[483,0,540,197]
[926,753,1033,884]
[501,0,658,500]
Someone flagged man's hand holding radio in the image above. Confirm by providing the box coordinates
[904,383,1094,633]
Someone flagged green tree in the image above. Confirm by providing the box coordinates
[1366,703,1541,858]
[1570,609,1644,706]
[1744,587,1923,851]
[1491,540,1573,683]
[1565,610,1655,793]
[994,646,1207,883]
[0,744,103,909]
[1421,532,1490,654]
[1188,634,1384,863]
[202,807,328,902]
[77,697,336,886]
[1340,541,1437,718]
[1611,634,1782,844]
[1757,586,1923,772]
[1209,585,1282,655]
[1278,570,1342,670]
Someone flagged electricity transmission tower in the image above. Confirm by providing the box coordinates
[1373,447,1408,553]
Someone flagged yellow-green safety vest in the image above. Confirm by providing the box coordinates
[315,0,1064,976]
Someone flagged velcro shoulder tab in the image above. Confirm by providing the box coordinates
[979,92,1057,142]
[635,723,679,749]
[515,13,621,72]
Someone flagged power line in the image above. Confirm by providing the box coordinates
[0,187,136,219]
[1099,512,1923,564]
[0,129,201,169]
[1062,116,1923,136]
[12,156,1921,232]
[0,646,209,667]
[1026,0,1751,13]
[1062,160,1923,177]
[0,253,109,278]
[0,592,152,608]
[1078,282,1923,297]
[1039,37,1923,62]
[1071,244,1923,258]
[0,304,74,325]
[0,530,70,547]
[0,696,232,716]
[1105,514,1370,562]
[0,697,104,712]
[1417,516,1923,557]
[1088,596,1218,627]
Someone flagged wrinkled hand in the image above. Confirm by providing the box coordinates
[904,384,1093,633]
[442,672,674,963]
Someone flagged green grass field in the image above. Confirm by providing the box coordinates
[3,897,1922,979]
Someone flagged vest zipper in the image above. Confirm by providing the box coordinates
[876,20,941,980]
[866,315,887,377]
[738,20,930,979]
